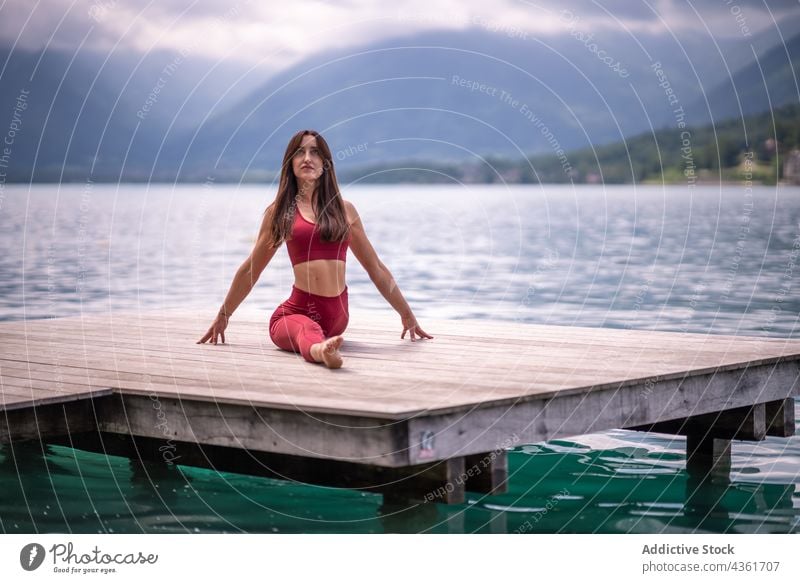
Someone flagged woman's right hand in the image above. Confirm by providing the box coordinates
[197,313,229,345]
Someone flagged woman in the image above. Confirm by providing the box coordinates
[197,129,433,368]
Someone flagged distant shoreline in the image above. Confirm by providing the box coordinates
[4,103,797,187]
[5,178,797,186]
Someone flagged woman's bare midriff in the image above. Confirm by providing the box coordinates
[292,259,347,297]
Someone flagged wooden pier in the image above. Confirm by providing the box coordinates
[1,310,798,504]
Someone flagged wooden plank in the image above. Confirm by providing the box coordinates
[0,355,623,412]
[7,323,800,356]
[3,329,702,366]
[0,333,699,375]
[0,343,705,396]
[6,316,799,388]
[4,331,798,392]
[0,354,756,420]
[5,334,710,379]
[8,314,800,357]
[0,363,483,418]
[2,342,797,419]
[8,317,800,360]
[0,348,682,400]
[11,309,795,346]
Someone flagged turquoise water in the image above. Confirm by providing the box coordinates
[1,432,796,533]
[1,183,799,533]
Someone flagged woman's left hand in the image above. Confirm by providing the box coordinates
[400,313,434,342]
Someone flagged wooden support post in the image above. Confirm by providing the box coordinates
[629,404,772,484]
[380,457,466,505]
[686,433,731,484]
[765,399,796,437]
[463,450,509,495]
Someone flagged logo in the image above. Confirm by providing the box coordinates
[20,543,46,571]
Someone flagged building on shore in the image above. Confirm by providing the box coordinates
[783,149,800,185]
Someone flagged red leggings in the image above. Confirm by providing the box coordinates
[269,285,349,362]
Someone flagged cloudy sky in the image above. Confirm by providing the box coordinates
[1,0,798,74]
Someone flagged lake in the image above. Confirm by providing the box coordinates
[1,182,798,533]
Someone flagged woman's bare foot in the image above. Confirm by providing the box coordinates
[310,335,344,369]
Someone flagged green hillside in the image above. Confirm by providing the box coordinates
[339,104,800,185]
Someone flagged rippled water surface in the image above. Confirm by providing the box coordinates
[1,183,799,533]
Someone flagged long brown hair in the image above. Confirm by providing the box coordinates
[264,129,350,247]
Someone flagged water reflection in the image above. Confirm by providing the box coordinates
[0,437,796,533]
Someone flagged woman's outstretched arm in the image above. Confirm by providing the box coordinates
[345,200,433,342]
[197,208,281,344]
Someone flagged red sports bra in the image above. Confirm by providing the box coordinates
[286,207,350,266]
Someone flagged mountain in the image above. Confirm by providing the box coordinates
[157,21,800,182]
[0,45,264,181]
[686,32,800,124]
[1,13,799,182]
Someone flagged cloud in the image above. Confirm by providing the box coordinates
[0,0,797,69]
